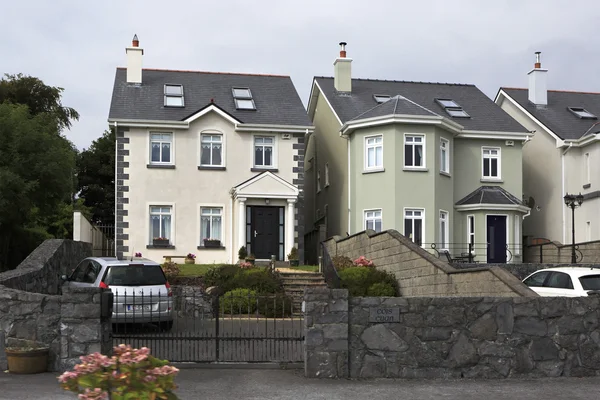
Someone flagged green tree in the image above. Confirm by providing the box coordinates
[76,129,115,223]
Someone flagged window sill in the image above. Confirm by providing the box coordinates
[480,178,503,183]
[583,183,591,189]
[146,245,175,249]
[147,164,176,169]
[197,246,226,250]
[198,166,226,171]
[251,168,279,173]
[403,167,428,172]
[440,171,451,178]
[363,168,385,174]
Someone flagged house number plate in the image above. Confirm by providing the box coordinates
[369,307,400,323]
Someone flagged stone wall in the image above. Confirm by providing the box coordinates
[0,239,91,295]
[524,240,600,264]
[304,287,600,379]
[323,230,535,297]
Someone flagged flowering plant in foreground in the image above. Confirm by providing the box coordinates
[186,253,196,259]
[135,252,142,257]
[353,256,374,267]
[58,344,179,399]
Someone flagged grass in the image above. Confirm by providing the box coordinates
[176,264,215,277]
[286,265,319,272]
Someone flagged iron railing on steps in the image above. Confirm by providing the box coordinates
[320,243,340,289]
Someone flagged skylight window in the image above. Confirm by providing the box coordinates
[164,84,184,107]
[568,107,597,119]
[232,87,256,110]
[373,94,391,104]
[435,98,470,118]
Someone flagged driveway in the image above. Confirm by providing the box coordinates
[1,369,599,400]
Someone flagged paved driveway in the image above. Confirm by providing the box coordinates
[2,369,599,400]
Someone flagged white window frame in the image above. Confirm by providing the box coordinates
[404,134,426,169]
[364,209,383,232]
[149,132,174,165]
[364,135,383,171]
[403,208,425,246]
[199,206,224,245]
[148,203,175,245]
[439,210,449,250]
[440,138,449,174]
[482,147,501,180]
[199,132,225,167]
[164,84,184,107]
[325,163,330,187]
[253,135,277,169]
[467,215,475,250]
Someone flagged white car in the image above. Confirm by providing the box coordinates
[522,267,600,297]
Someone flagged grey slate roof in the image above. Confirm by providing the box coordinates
[501,88,600,140]
[109,68,311,126]
[349,95,439,121]
[315,77,528,132]
[456,186,522,206]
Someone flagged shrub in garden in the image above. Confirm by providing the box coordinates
[258,293,294,318]
[58,344,179,399]
[353,255,374,267]
[367,282,396,296]
[331,255,354,270]
[161,262,180,280]
[338,266,399,297]
[231,267,282,294]
[220,288,258,314]
[203,264,240,289]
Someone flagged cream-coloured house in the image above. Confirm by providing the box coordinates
[305,43,531,264]
[108,36,312,264]
[496,52,600,245]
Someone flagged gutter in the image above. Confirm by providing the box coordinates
[114,121,118,258]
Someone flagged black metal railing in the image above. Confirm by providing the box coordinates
[321,243,341,288]
[111,287,304,363]
[425,242,524,264]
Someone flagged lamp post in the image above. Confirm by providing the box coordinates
[563,192,584,263]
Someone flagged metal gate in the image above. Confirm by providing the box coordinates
[111,288,304,363]
[91,222,115,257]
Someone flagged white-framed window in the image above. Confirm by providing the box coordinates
[200,134,223,167]
[467,215,475,248]
[254,136,275,168]
[404,135,425,168]
[482,147,500,179]
[439,210,449,250]
[364,209,382,232]
[150,133,173,164]
[232,87,256,110]
[317,170,321,192]
[164,84,184,107]
[514,215,521,255]
[584,153,590,184]
[365,135,383,170]
[440,138,449,174]
[150,206,173,243]
[404,208,424,246]
[200,207,223,243]
[325,163,330,187]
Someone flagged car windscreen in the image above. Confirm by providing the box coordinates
[579,275,600,291]
[104,265,166,286]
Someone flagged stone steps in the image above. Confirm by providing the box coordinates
[278,271,327,313]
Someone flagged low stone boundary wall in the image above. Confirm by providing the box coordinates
[304,287,600,379]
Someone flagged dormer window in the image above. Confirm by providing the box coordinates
[436,98,470,118]
[373,94,391,104]
[164,84,184,107]
[568,107,597,119]
[232,87,256,110]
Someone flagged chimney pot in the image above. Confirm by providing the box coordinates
[339,41,347,58]
[132,34,139,47]
[534,51,541,69]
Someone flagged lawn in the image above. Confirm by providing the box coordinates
[176,264,215,277]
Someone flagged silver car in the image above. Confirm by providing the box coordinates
[62,257,174,330]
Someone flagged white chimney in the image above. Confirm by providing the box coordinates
[126,34,143,84]
[528,51,547,106]
[334,42,352,92]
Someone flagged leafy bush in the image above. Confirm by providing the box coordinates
[367,282,396,296]
[332,255,354,270]
[238,246,248,260]
[338,266,398,297]
[203,264,240,288]
[161,261,180,281]
[258,293,294,318]
[353,256,374,267]
[231,267,282,294]
[220,288,258,314]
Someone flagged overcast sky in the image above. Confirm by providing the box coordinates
[2,0,599,150]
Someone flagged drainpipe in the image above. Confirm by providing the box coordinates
[561,142,573,244]
[114,121,118,258]
[229,189,235,263]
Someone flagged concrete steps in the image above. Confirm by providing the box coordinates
[278,271,327,314]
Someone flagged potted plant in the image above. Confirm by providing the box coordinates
[152,237,169,247]
[238,246,248,262]
[203,238,221,248]
[5,340,49,374]
[185,253,196,264]
[287,247,299,267]
[245,253,256,265]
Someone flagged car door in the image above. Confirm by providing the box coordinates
[523,271,551,295]
[67,259,97,288]
[543,271,578,297]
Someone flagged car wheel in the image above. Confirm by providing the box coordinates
[159,321,173,332]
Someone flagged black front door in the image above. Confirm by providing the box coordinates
[251,206,280,260]
[487,215,507,263]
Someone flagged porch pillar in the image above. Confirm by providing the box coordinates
[286,199,296,259]
[238,198,246,253]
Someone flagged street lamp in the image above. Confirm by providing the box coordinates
[563,192,584,263]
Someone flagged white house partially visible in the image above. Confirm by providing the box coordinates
[108,36,313,264]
